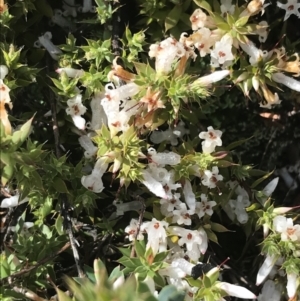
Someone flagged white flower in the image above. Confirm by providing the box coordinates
[34,32,62,60]
[256,254,278,285]
[277,0,300,21]
[190,8,215,30]
[196,70,230,86]
[169,226,208,260]
[220,0,235,17]
[195,194,216,218]
[62,0,77,17]
[272,72,300,92]
[81,158,108,193]
[189,27,214,57]
[78,135,98,158]
[149,37,186,74]
[124,218,144,241]
[160,193,182,216]
[257,280,281,301]
[172,203,194,225]
[86,93,107,131]
[183,180,196,211]
[202,166,223,189]
[199,126,223,154]
[141,218,169,255]
[210,35,234,67]
[216,282,256,299]
[287,272,298,299]
[273,215,300,241]
[256,21,269,43]
[66,94,87,130]
[148,148,181,166]
[0,65,9,80]
[56,67,84,78]
[79,0,96,13]
[0,195,29,208]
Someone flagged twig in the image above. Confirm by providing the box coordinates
[111,0,122,56]
[0,242,71,285]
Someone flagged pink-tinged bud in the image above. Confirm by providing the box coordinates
[287,273,298,299]
[212,151,229,159]
[216,282,257,299]
[256,254,277,286]
[273,205,300,214]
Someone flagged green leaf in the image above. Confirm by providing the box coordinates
[165,5,182,32]
[2,163,14,186]
[157,285,185,301]
[135,240,146,259]
[226,136,253,150]
[210,222,231,232]
[35,0,53,17]
[235,15,249,27]
[251,170,274,189]
[53,178,69,193]
[55,215,64,235]
[11,116,34,146]
[193,0,212,13]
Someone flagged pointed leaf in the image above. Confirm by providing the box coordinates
[53,178,69,193]
[165,5,182,32]
[11,116,34,146]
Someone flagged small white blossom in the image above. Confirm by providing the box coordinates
[0,195,29,208]
[272,72,300,92]
[195,194,216,218]
[273,215,300,241]
[141,218,169,255]
[66,94,87,130]
[256,21,269,43]
[216,282,257,299]
[183,180,196,211]
[0,65,9,80]
[160,193,182,216]
[196,70,230,87]
[56,67,84,78]
[51,9,75,31]
[220,0,235,17]
[277,0,300,21]
[172,203,194,225]
[199,126,223,153]
[125,218,144,241]
[34,32,62,60]
[210,35,234,68]
[202,166,223,189]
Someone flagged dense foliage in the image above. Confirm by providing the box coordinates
[1,0,300,301]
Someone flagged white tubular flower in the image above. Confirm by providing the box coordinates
[0,195,29,208]
[256,21,269,43]
[287,272,298,299]
[239,40,262,65]
[114,200,142,216]
[183,180,196,211]
[199,126,223,153]
[190,8,215,30]
[148,148,181,166]
[78,135,98,158]
[124,218,144,241]
[35,32,62,60]
[141,169,170,199]
[273,215,300,241]
[160,193,182,216]
[51,9,75,31]
[196,70,230,86]
[149,37,186,74]
[257,280,281,301]
[86,93,107,131]
[81,158,108,193]
[220,0,235,16]
[172,203,194,225]
[66,94,87,130]
[202,166,223,189]
[141,218,169,255]
[56,67,84,78]
[210,35,234,68]
[256,254,278,285]
[262,177,279,201]
[80,0,96,13]
[195,194,216,219]
[215,282,257,299]
[271,72,300,92]
[62,0,77,17]
[112,275,125,290]
[0,65,8,80]
[171,258,195,276]
[277,0,300,21]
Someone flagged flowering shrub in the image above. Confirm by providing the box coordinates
[1,0,300,301]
